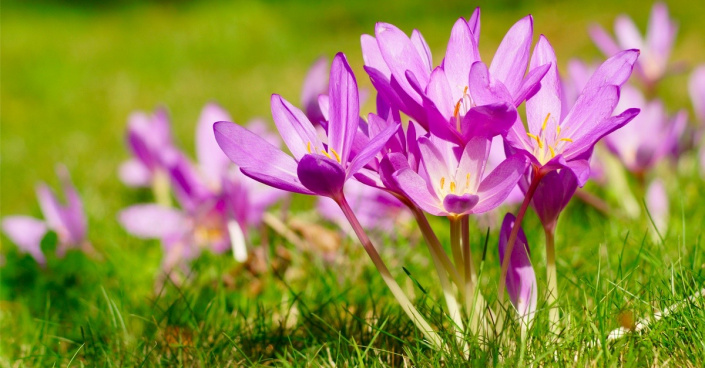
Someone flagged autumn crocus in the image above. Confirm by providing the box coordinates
[2,166,90,264]
[498,36,640,323]
[604,85,687,177]
[362,10,548,143]
[214,52,441,347]
[498,213,537,328]
[118,108,177,205]
[589,2,677,88]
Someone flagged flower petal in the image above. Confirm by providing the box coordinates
[118,204,186,239]
[119,159,151,187]
[498,213,537,324]
[530,169,578,229]
[213,121,312,194]
[392,168,445,215]
[196,103,233,185]
[347,120,400,179]
[527,36,561,135]
[443,193,479,214]
[301,56,330,124]
[2,216,47,264]
[270,94,320,160]
[473,154,527,213]
[467,7,481,46]
[489,15,533,96]
[443,18,480,100]
[328,53,360,164]
[297,154,346,197]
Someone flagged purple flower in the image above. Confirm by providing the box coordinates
[214,53,398,199]
[604,86,687,174]
[589,2,677,86]
[362,10,547,143]
[2,166,89,264]
[523,169,578,231]
[498,213,537,325]
[690,65,705,124]
[120,104,286,270]
[392,135,527,216]
[506,36,640,185]
[118,108,175,187]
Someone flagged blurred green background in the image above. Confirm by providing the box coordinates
[2,0,704,232]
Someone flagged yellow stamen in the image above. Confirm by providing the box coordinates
[307,142,312,153]
[463,86,469,96]
[453,100,462,118]
[559,137,573,143]
[320,149,332,159]
[542,113,551,131]
[465,173,470,188]
[440,177,446,190]
[556,125,561,135]
[330,148,341,163]
[527,133,543,148]
[548,146,556,158]
[450,181,456,194]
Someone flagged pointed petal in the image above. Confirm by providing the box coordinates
[2,216,47,263]
[646,3,676,59]
[347,121,400,178]
[530,169,578,229]
[375,22,429,101]
[119,159,151,187]
[589,24,621,57]
[514,62,550,107]
[270,94,320,160]
[393,168,445,215]
[582,49,640,93]
[213,121,312,194]
[489,15,533,96]
[614,15,644,50]
[468,7,481,46]
[196,103,233,185]
[418,137,453,194]
[56,165,87,244]
[361,34,391,76]
[527,36,562,135]
[328,53,360,163]
[411,29,433,73]
[118,204,186,239]
[565,106,640,161]
[36,183,64,231]
[444,18,480,99]
[460,103,516,140]
[498,213,537,324]
[562,85,621,143]
[473,154,527,213]
[456,136,490,192]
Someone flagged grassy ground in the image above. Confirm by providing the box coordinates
[2,0,705,366]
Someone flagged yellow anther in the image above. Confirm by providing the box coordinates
[330,148,341,163]
[307,142,312,153]
[527,133,543,148]
[556,125,561,135]
[542,113,551,131]
[320,149,332,159]
[440,177,446,190]
[548,146,556,158]
[463,86,469,96]
[450,181,456,194]
[453,100,462,118]
[466,173,470,188]
[559,137,573,143]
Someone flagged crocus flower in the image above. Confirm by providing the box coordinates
[589,2,677,87]
[523,169,578,232]
[506,36,640,185]
[2,166,89,264]
[604,85,687,175]
[214,53,398,200]
[690,65,705,124]
[118,108,175,187]
[498,213,537,325]
[392,135,527,217]
[362,10,548,140]
[120,104,286,273]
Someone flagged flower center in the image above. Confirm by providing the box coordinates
[453,86,475,131]
[438,173,471,198]
[526,113,573,165]
[307,141,341,163]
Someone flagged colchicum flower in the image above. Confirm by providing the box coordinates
[214,53,398,200]
[604,85,687,175]
[498,213,537,325]
[2,166,90,264]
[506,36,640,184]
[589,2,677,87]
[118,108,175,187]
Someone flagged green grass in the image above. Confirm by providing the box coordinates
[2,0,705,366]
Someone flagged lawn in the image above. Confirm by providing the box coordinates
[2,0,705,365]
